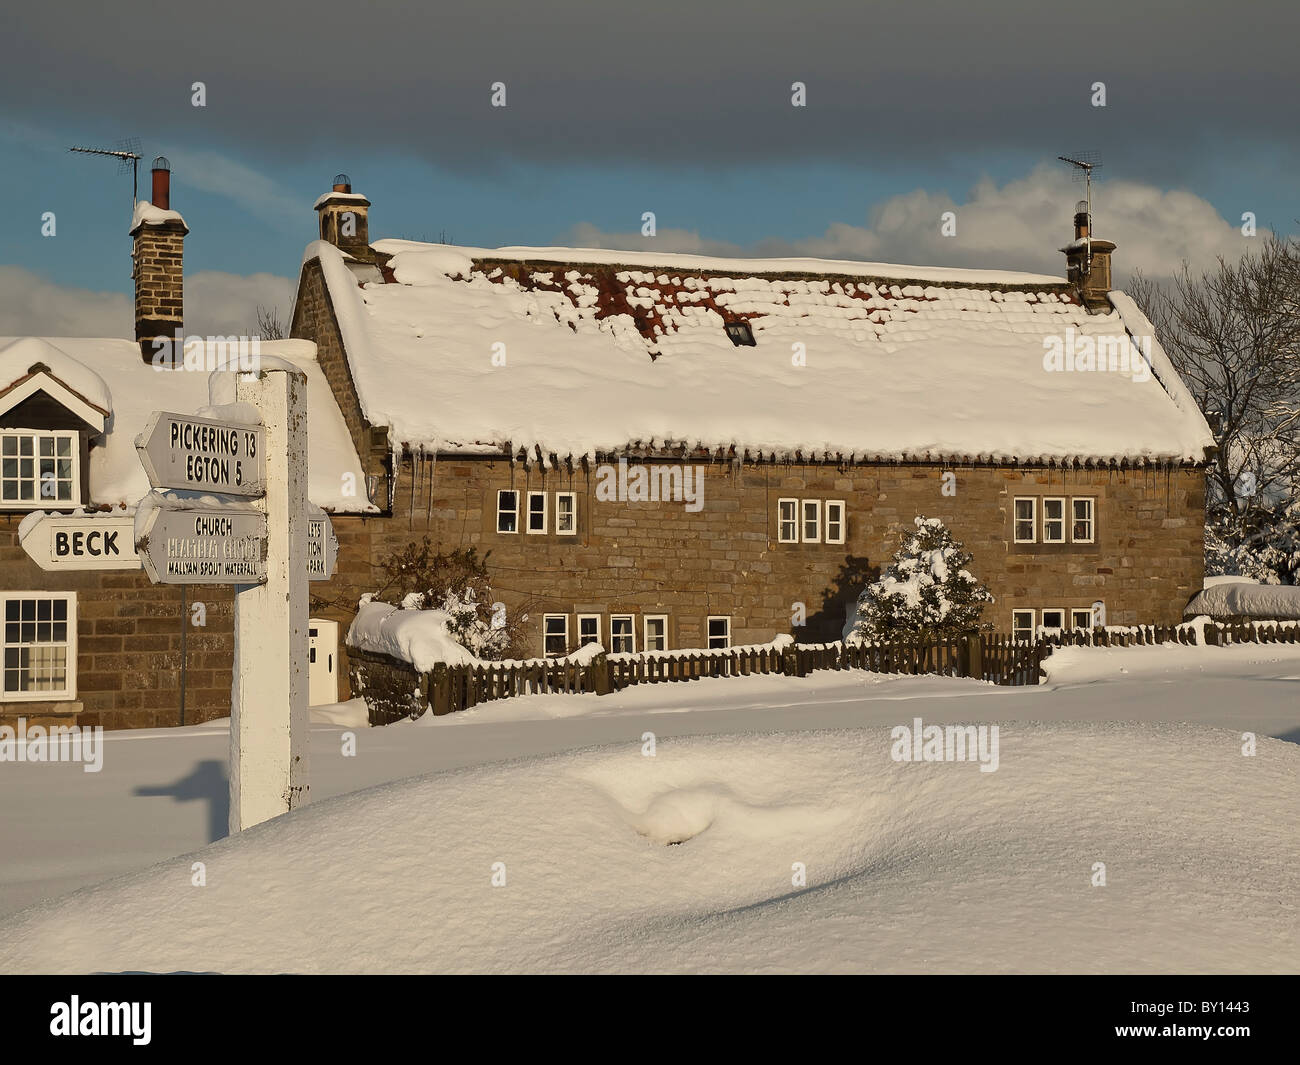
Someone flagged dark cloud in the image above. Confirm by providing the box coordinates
[4,1,1298,176]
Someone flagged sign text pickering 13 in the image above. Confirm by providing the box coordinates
[136,412,266,497]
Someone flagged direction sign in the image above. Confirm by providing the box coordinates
[306,510,338,582]
[135,496,268,585]
[20,513,141,571]
[136,411,265,497]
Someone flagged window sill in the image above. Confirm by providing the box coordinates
[0,700,82,717]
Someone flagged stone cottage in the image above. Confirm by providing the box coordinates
[290,178,1214,657]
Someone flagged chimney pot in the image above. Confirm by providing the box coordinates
[1073,199,1089,240]
[333,172,352,194]
[151,156,172,211]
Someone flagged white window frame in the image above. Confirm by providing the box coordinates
[526,490,547,534]
[609,614,636,654]
[1011,609,1035,643]
[496,489,519,534]
[777,498,799,543]
[825,500,846,545]
[577,613,601,647]
[707,615,731,649]
[1,591,76,701]
[1070,608,1093,630]
[1013,497,1037,544]
[555,491,577,536]
[801,499,821,544]
[542,614,568,657]
[643,614,668,652]
[0,429,80,510]
[1039,608,1066,633]
[1071,497,1095,544]
[1042,497,1066,544]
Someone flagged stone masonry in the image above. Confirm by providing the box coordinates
[370,454,1205,652]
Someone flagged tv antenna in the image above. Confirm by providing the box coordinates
[1058,152,1102,271]
[69,138,143,211]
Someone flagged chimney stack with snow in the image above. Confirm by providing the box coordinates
[1061,200,1115,311]
[131,156,187,363]
[315,173,375,264]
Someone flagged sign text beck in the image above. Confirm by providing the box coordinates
[20,513,142,571]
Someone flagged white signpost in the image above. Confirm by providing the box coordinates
[132,361,334,833]
[227,367,309,832]
[20,513,141,571]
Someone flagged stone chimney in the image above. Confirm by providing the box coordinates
[130,156,188,363]
[315,174,375,264]
[1061,200,1116,311]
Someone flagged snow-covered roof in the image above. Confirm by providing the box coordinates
[0,336,374,512]
[304,238,1215,465]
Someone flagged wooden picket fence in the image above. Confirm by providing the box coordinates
[350,619,1300,724]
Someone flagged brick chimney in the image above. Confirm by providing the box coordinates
[315,174,375,264]
[130,156,188,363]
[1061,200,1116,311]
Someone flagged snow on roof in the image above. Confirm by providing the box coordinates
[0,337,112,413]
[373,238,1068,287]
[307,239,1215,465]
[129,199,187,232]
[0,337,374,512]
[313,191,371,210]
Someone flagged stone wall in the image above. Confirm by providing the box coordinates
[371,455,1205,652]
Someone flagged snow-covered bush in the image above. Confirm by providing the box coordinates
[845,517,993,643]
[368,540,531,660]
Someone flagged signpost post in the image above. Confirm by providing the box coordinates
[228,366,310,831]
[131,363,333,833]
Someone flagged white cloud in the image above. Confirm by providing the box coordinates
[561,166,1267,282]
[0,267,131,337]
[186,271,297,337]
[0,266,296,340]
[161,148,304,229]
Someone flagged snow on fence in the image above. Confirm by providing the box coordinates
[348,620,1300,725]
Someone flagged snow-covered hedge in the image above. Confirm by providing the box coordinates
[1184,581,1300,621]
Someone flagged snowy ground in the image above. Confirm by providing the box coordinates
[1,642,1298,973]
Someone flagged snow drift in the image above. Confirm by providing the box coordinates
[1,723,1294,974]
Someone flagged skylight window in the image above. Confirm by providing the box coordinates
[724,321,755,346]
